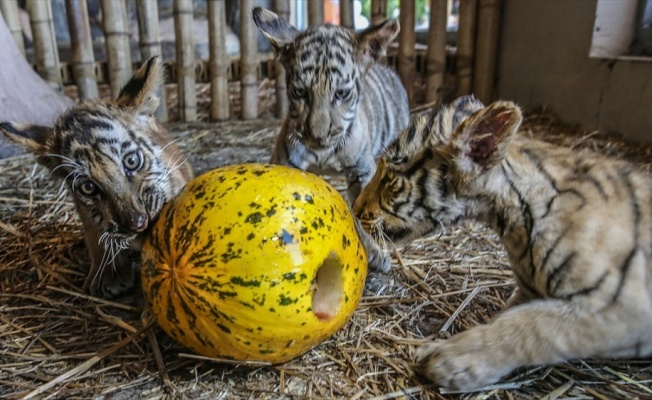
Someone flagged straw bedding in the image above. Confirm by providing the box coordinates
[1,88,651,399]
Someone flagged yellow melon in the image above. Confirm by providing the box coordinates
[141,164,367,363]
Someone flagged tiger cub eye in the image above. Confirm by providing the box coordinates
[123,151,143,172]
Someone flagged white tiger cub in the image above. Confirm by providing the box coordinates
[354,99,652,390]
[252,7,409,202]
[252,7,409,273]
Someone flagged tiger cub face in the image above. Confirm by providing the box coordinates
[252,7,409,204]
[353,95,484,244]
[355,99,652,390]
[0,57,193,298]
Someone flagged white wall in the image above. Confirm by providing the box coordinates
[496,0,652,143]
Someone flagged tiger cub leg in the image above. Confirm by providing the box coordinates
[415,299,652,391]
[353,214,391,273]
[82,236,138,298]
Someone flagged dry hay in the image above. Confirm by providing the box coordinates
[1,102,652,400]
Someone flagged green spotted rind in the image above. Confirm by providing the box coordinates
[141,163,367,363]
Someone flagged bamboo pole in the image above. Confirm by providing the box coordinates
[340,0,354,29]
[100,0,132,97]
[456,0,478,97]
[424,0,447,104]
[371,0,387,24]
[273,0,289,118]
[473,0,502,104]
[398,0,415,105]
[174,0,197,121]
[308,0,324,26]
[208,0,229,121]
[0,0,25,56]
[240,0,257,120]
[66,0,99,100]
[135,0,168,121]
[26,0,62,90]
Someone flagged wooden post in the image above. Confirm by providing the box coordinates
[100,0,132,97]
[456,0,477,97]
[135,0,168,121]
[208,0,230,121]
[66,0,99,100]
[0,0,25,56]
[273,0,289,118]
[340,0,354,29]
[398,0,415,105]
[308,0,324,26]
[424,0,447,104]
[473,0,502,104]
[174,0,197,121]
[371,0,387,24]
[26,0,62,90]
[240,0,257,120]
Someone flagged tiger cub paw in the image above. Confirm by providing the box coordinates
[87,255,139,299]
[367,245,391,273]
[414,336,510,392]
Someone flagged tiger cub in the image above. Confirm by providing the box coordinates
[252,7,409,272]
[0,57,193,299]
[354,98,652,390]
[252,7,409,202]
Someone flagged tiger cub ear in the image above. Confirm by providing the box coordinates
[115,56,163,116]
[0,122,52,154]
[0,122,61,172]
[356,19,400,62]
[252,7,299,59]
[452,101,522,174]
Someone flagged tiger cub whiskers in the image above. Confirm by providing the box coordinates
[0,56,193,298]
[354,97,652,391]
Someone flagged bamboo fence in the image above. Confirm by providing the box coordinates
[3,0,498,121]
[136,0,168,121]
[66,0,98,100]
[0,0,25,56]
[239,0,258,120]
[174,0,197,121]
[273,0,290,118]
[26,0,62,90]
[208,0,230,121]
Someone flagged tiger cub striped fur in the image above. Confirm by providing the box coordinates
[0,57,193,299]
[354,99,652,390]
[252,7,409,202]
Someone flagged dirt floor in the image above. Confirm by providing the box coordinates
[0,102,651,399]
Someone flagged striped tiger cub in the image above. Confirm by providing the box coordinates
[0,57,193,299]
[252,7,409,202]
[353,98,652,390]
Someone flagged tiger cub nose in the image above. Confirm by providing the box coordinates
[132,213,149,232]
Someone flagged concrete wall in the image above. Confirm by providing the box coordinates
[496,0,652,143]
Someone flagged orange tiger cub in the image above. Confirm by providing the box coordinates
[0,57,193,299]
[354,98,652,390]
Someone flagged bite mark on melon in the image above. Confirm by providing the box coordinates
[311,252,343,321]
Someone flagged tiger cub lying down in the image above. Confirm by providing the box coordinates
[353,97,652,390]
[0,57,193,298]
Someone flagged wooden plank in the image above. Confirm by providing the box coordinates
[424,0,447,104]
[273,0,290,118]
[208,0,230,121]
[66,0,99,100]
[100,0,132,97]
[174,0,197,121]
[240,0,258,120]
[26,0,62,89]
[135,0,168,121]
